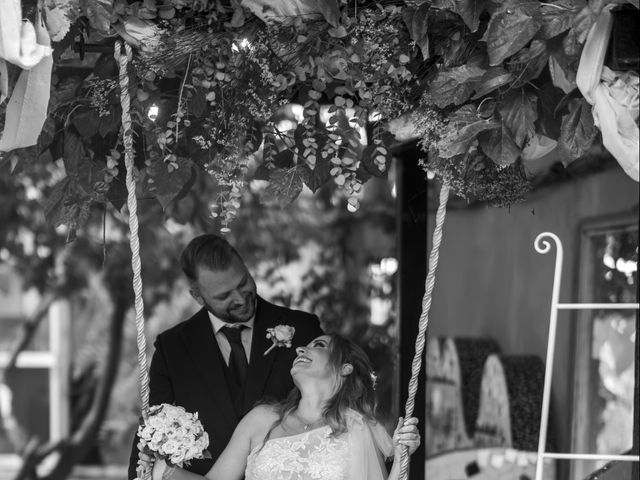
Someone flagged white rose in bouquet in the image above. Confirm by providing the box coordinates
[135,404,210,480]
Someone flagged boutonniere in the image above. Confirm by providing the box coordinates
[264,325,296,356]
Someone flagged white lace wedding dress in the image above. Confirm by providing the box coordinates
[244,410,393,480]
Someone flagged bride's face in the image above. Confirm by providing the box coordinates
[291,335,337,384]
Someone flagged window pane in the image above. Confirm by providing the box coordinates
[588,228,637,465]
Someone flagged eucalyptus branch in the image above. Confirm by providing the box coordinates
[175,53,193,143]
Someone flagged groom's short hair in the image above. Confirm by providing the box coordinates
[180,234,243,281]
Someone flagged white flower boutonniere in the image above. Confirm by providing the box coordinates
[264,325,296,356]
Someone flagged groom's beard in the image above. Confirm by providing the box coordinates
[202,293,257,323]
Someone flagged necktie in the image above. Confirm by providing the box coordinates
[220,325,249,388]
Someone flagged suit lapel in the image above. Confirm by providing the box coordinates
[243,298,281,411]
[181,308,237,428]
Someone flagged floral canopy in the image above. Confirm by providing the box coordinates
[0,0,638,232]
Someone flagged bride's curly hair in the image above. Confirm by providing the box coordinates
[263,333,378,444]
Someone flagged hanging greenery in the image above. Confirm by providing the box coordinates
[1,0,632,231]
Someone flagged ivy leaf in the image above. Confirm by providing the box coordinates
[429,64,486,108]
[44,178,92,229]
[565,3,595,50]
[44,178,72,227]
[478,122,521,166]
[536,82,564,139]
[263,166,308,206]
[72,109,100,139]
[300,154,332,193]
[98,107,121,138]
[230,5,245,27]
[403,3,430,59]
[148,158,194,209]
[189,89,208,119]
[539,0,583,39]
[506,39,548,88]
[63,130,87,175]
[522,134,557,162]
[318,0,340,28]
[557,98,597,161]
[499,89,538,147]
[548,51,576,94]
[437,105,498,158]
[328,26,348,38]
[472,66,514,99]
[454,0,489,32]
[486,6,541,65]
[84,0,113,34]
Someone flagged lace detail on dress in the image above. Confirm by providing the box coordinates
[245,426,350,480]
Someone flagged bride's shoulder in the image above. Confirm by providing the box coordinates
[243,404,279,427]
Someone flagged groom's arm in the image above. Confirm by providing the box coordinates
[127,339,175,479]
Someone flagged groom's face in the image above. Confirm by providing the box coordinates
[190,256,257,323]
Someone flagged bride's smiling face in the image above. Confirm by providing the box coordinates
[291,335,336,382]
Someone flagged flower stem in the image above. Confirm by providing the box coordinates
[264,343,276,356]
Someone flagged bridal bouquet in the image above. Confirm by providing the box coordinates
[135,403,210,479]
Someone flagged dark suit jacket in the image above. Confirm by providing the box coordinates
[127,297,323,478]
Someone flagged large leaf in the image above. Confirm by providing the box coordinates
[486,6,541,65]
[437,106,498,158]
[557,98,597,161]
[454,0,489,32]
[499,89,538,147]
[147,158,194,209]
[63,130,87,175]
[506,39,548,87]
[72,109,100,138]
[472,66,514,99]
[263,166,309,206]
[44,178,72,227]
[318,0,340,28]
[539,0,584,39]
[301,154,332,193]
[429,64,486,108]
[97,108,121,138]
[522,134,558,162]
[536,82,565,139]
[403,4,430,59]
[44,178,92,229]
[478,122,521,166]
[84,0,113,34]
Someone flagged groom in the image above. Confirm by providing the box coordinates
[128,234,323,478]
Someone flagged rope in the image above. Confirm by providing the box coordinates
[114,41,151,479]
[398,180,450,480]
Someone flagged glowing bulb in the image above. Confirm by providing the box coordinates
[148,104,159,121]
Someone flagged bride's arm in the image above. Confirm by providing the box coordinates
[157,406,274,480]
[386,417,420,480]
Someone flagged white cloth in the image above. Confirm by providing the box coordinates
[576,4,639,182]
[208,312,254,364]
[0,0,52,69]
[245,410,393,480]
[0,4,53,152]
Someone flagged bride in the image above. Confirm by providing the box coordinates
[147,333,421,480]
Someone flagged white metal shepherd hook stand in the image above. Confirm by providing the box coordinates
[533,232,639,480]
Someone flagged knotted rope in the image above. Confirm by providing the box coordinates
[398,180,450,480]
[114,40,151,479]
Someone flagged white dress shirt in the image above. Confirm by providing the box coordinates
[208,312,254,365]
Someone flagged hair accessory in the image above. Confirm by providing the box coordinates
[370,370,378,390]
